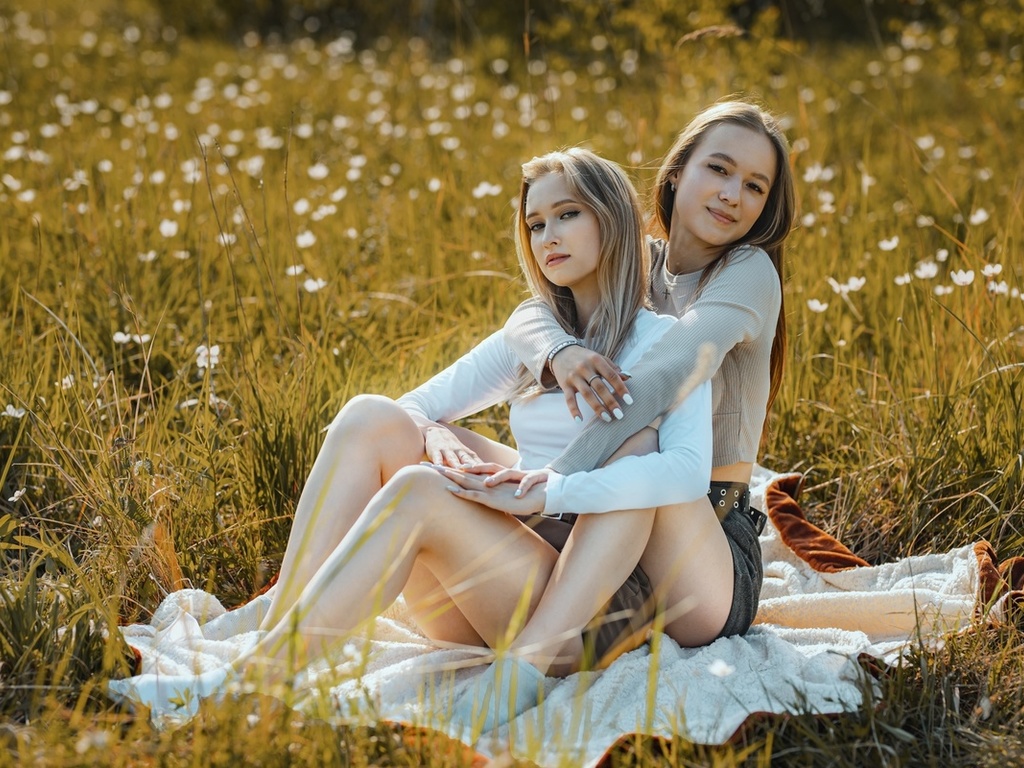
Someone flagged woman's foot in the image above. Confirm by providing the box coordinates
[449,656,546,732]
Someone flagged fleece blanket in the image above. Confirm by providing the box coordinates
[108,467,1024,766]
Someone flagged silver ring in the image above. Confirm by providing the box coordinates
[587,374,602,386]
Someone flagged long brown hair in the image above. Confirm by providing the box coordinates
[652,100,794,410]
[513,148,649,397]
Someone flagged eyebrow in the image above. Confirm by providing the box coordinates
[709,152,773,186]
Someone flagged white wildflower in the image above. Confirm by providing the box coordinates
[307,162,329,180]
[285,265,306,276]
[8,488,25,503]
[295,230,317,249]
[894,273,912,286]
[159,219,178,237]
[3,404,26,418]
[988,280,1009,295]
[196,344,220,370]
[934,285,953,296]
[982,263,1002,277]
[950,269,974,286]
[807,299,829,313]
[914,261,939,279]
[969,208,990,225]
[878,236,899,251]
[303,277,328,293]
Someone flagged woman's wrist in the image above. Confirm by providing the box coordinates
[545,338,581,373]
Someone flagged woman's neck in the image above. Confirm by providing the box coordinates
[571,287,600,332]
[666,230,724,275]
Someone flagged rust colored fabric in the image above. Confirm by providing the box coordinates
[764,473,870,573]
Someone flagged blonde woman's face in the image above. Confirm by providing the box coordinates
[524,172,602,302]
[669,123,776,262]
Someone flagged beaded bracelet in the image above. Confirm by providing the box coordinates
[545,338,582,371]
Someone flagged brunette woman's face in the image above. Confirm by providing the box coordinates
[668,123,776,261]
[525,172,602,302]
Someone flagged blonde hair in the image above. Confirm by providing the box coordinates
[652,100,795,410]
[513,148,649,397]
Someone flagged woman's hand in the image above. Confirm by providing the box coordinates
[432,466,547,516]
[422,424,483,468]
[549,345,632,423]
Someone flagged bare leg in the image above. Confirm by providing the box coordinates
[249,465,560,676]
[265,395,516,630]
[508,428,660,674]
[639,494,733,647]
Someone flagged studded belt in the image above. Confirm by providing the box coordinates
[708,481,767,534]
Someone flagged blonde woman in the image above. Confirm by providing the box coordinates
[136,148,714,727]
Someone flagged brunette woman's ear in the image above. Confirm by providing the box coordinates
[668,172,678,193]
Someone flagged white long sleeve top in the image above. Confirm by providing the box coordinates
[397,309,712,518]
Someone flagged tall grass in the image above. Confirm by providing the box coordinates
[0,0,1022,764]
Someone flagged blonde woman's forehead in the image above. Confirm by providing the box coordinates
[523,172,577,217]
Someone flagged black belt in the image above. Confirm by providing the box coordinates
[708,481,767,534]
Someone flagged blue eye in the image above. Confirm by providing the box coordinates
[560,210,580,220]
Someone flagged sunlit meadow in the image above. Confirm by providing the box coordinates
[0,0,1022,764]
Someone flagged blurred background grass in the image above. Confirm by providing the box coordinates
[0,0,1022,764]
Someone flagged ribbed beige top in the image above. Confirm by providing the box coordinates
[503,240,781,473]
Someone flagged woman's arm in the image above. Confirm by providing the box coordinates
[441,380,711,516]
[504,299,630,419]
[502,298,575,386]
[549,252,781,475]
[396,329,518,427]
[541,378,712,516]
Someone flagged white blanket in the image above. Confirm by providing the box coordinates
[108,467,998,766]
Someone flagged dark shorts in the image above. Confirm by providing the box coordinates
[528,481,765,664]
[710,481,765,638]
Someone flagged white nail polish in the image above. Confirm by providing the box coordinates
[514,489,523,497]
[574,415,583,424]
[601,412,612,423]
[613,408,624,420]
[623,394,634,406]
[447,485,460,493]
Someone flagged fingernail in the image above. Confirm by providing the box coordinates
[619,370,631,378]
[514,489,523,497]
[574,415,583,424]
[613,408,624,420]
[446,485,461,493]
[623,394,634,405]
[601,412,612,423]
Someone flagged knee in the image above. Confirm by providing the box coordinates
[379,465,449,510]
[326,395,416,446]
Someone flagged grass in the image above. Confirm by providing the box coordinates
[1,0,1023,764]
